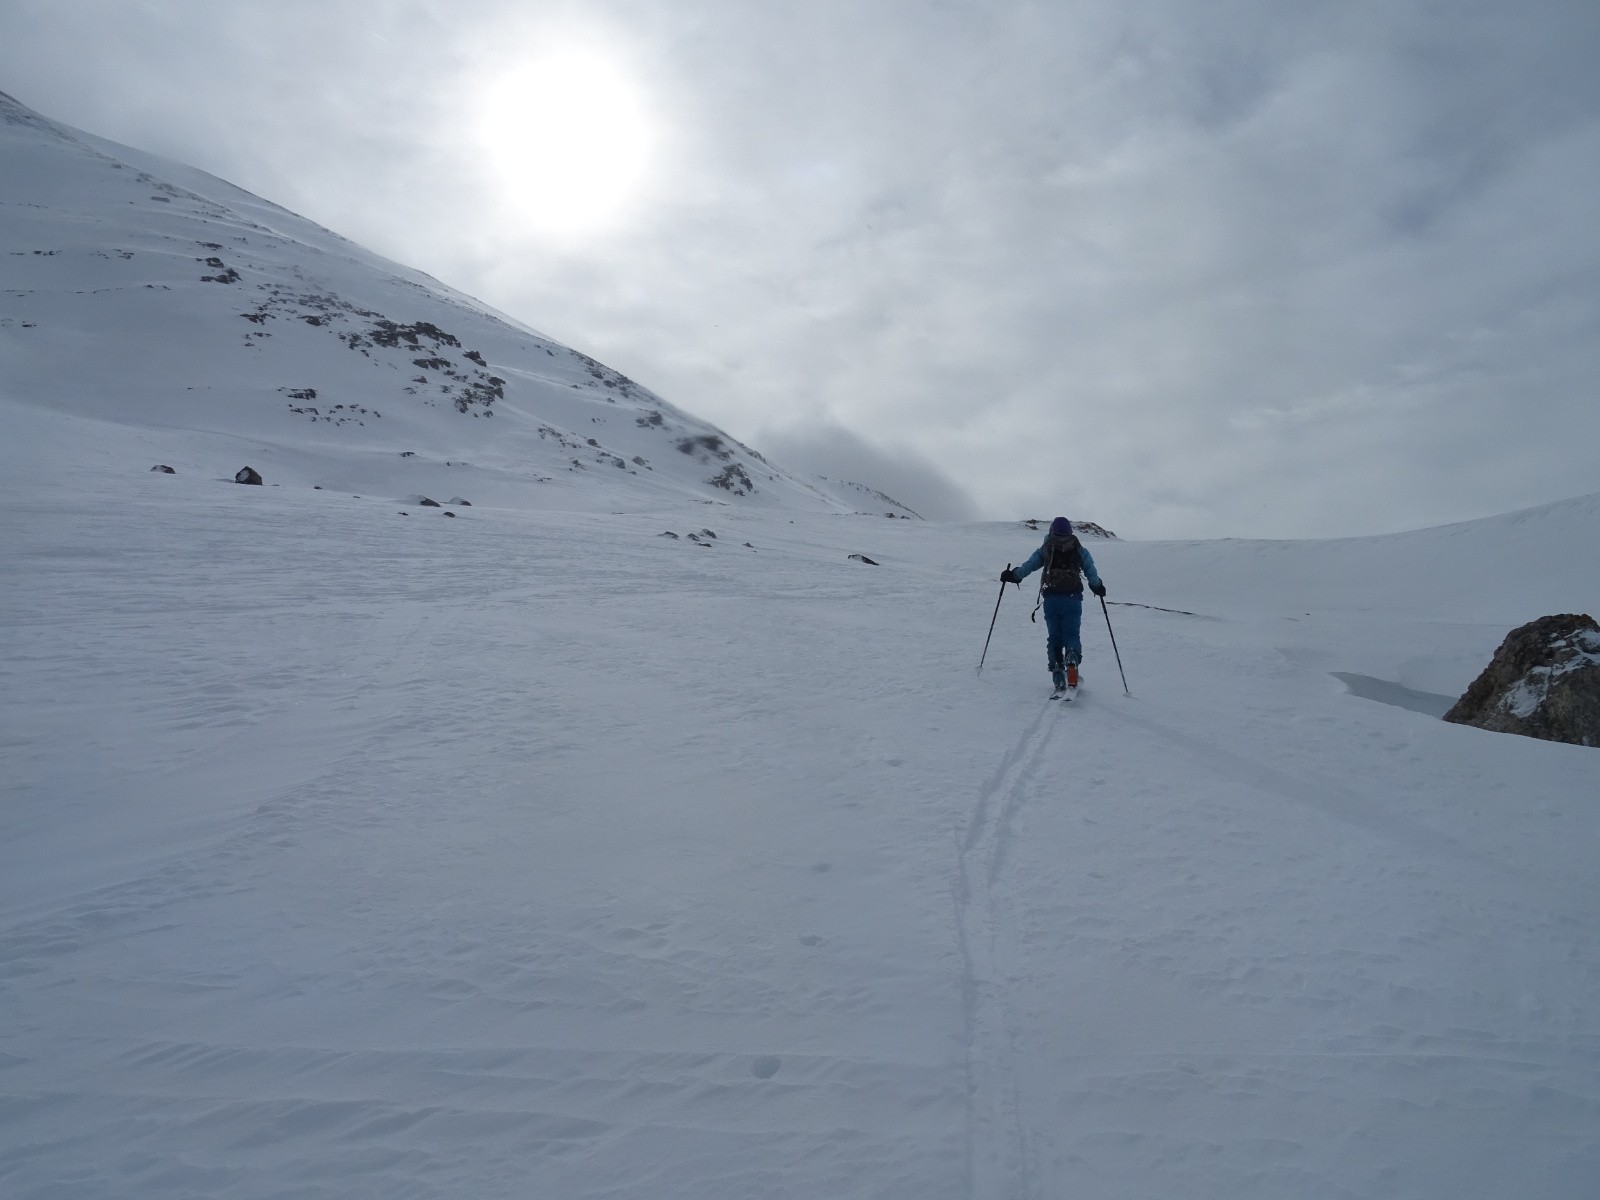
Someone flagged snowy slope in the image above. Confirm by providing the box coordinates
[0,90,846,514]
[5,89,1600,1200]
[4,409,1599,1198]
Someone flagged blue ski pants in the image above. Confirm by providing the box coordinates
[1042,593,1083,669]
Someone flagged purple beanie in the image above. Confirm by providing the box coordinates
[1049,517,1072,536]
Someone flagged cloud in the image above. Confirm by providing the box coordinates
[3,0,1599,537]
[756,421,980,521]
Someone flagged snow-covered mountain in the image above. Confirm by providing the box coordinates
[5,91,1600,1200]
[1,90,906,515]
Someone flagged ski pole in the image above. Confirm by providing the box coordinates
[1099,593,1130,695]
[977,565,1012,675]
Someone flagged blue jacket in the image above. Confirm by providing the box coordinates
[1014,537,1102,596]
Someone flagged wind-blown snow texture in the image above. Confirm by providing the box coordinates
[5,95,1600,1200]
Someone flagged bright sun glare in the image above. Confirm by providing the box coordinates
[477,51,652,236]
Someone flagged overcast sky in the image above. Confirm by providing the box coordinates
[5,0,1598,535]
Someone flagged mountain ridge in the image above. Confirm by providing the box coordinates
[0,90,882,515]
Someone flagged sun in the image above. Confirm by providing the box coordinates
[476,51,653,235]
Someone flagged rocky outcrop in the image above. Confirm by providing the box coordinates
[1444,614,1600,747]
[235,466,262,485]
[1023,518,1117,539]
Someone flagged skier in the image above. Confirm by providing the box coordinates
[1001,517,1106,696]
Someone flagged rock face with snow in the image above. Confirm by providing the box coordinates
[1022,518,1116,538]
[1444,613,1600,747]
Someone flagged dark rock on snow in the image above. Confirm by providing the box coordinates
[447,497,471,506]
[1023,518,1117,539]
[848,554,880,565]
[150,464,175,473]
[417,496,441,507]
[235,466,262,484]
[1444,613,1600,748]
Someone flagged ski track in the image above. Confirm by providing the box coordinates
[956,699,1061,1200]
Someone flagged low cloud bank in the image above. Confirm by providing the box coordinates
[759,422,980,522]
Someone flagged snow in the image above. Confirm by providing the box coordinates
[5,93,1600,1199]
[6,442,1600,1198]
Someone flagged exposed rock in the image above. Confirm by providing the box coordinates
[442,511,456,518]
[1023,518,1117,539]
[707,464,754,495]
[1444,614,1600,748]
[447,497,471,506]
[1075,520,1117,539]
[150,464,175,473]
[417,496,441,507]
[848,553,880,565]
[658,531,679,539]
[678,434,733,463]
[235,466,262,485]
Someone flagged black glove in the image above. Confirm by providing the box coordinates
[1001,568,1020,584]
[1090,582,1107,598]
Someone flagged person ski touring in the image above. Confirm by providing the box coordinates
[1001,517,1106,696]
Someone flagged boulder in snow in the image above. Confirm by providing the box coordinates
[848,553,880,566]
[1443,613,1600,747]
[150,464,175,474]
[235,466,262,485]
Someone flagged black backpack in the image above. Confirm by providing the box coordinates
[1040,533,1084,595]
